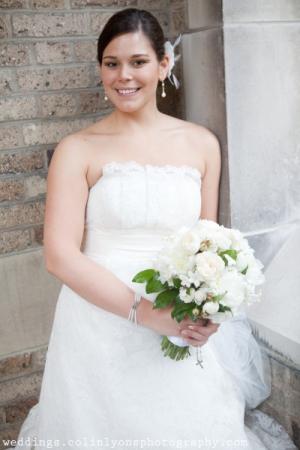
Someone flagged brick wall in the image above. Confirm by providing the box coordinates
[0,0,187,257]
[258,349,300,448]
[0,349,46,446]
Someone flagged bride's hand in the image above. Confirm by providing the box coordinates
[179,318,220,347]
[141,303,191,337]
[140,302,219,346]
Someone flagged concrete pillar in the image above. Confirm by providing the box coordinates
[182,1,300,443]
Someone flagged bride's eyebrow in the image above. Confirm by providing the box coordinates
[103,54,150,59]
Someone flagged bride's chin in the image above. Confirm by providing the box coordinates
[115,104,141,112]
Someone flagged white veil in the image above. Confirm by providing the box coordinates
[208,218,300,410]
[209,310,272,409]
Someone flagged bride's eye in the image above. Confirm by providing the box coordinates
[132,60,147,66]
[104,60,147,68]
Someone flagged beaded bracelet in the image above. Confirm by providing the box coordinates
[128,292,142,326]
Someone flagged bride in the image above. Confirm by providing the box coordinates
[14,7,296,450]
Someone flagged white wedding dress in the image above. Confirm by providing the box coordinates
[14,161,296,450]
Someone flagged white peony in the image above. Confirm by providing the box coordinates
[179,230,201,254]
[245,263,265,286]
[171,249,193,273]
[223,228,252,253]
[195,251,225,281]
[217,271,246,308]
[210,230,232,251]
[153,254,174,284]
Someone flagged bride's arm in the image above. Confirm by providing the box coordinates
[198,130,221,222]
[43,135,176,333]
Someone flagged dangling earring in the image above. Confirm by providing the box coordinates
[161,79,166,98]
[100,79,108,101]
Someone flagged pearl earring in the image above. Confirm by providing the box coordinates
[104,92,108,101]
[161,79,166,98]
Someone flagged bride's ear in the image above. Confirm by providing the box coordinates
[159,54,170,78]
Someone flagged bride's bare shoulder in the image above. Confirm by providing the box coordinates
[164,115,221,179]
[48,118,112,190]
[53,117,109,155]
[165,114,220,153]
[164,114,219,141]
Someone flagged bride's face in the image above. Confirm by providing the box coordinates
[100,30,169,111]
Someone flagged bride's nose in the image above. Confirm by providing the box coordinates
[118,63,133,81]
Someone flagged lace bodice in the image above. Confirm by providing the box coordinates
[84,160,202,232]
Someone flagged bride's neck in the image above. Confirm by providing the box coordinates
[111,104,162,134]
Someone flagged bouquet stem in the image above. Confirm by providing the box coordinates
[161,336,191,361]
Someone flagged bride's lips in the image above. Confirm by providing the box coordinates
[115,87,141,97]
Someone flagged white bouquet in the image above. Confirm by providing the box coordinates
[132,220,265,366]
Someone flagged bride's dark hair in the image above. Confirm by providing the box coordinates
[97,8,166,66]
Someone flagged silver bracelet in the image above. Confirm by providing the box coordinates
[128,292,142,326]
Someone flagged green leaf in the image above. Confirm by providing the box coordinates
[171,302,195,322]
[218,249,238,261]
[145,273,167,293]
[220,255,228,266]
[241,265,248,275]
[174,294,183,304]
[218,303,232,313]
[132,269,157,283]
[212,292,227,302]
[172,277,182,289]
[153,289,178,309]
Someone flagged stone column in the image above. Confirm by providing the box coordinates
[182,1,300,445]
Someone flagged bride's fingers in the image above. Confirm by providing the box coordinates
[179,322,219,337]
[178,318,207,330]
[180,328,208,344]
[181,334,208,347]
[197,322,219,336]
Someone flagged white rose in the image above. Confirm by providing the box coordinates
[179,230,201,254]
[236,252,251,272]
[195,251,225,281]
[202,301,219,315]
